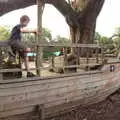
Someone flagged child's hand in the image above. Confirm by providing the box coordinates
[34,30,40,35]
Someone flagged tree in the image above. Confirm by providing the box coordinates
[44,35,70,58]
[0,0,105,56]
[42,28,52,41]
[22,28,53,58]
[55,35,70,44]
[94,32,115,54]
[111,27,120,55]
[22,27,52,43]
[94,32,101,44]
[0,26,10,41]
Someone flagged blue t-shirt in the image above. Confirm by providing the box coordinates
[10,24,21,40]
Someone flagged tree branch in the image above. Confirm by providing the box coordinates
[0,0,81,28]
[82,0,105,19]
[0,0,36,16]
[44,0,82,27]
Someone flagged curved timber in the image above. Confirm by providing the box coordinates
[0,62,120,119]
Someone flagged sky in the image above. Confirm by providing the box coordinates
[0,0,120,38]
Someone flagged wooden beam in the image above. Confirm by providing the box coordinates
[0,41,101,48]
[28,43,101,48]
[0,48,3,80]
[0,63,101,73]
[36,0,44,76]
[63,47,68,73]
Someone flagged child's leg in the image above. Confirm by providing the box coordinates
[24,56,29,72]
[8,46,16,57]
[12,41,29,71]
[8,46,16,62]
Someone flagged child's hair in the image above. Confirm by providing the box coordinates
[20,15,30,23]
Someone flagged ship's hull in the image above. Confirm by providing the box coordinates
[0,62,120,119]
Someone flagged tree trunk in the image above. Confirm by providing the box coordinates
[68,0,104,57]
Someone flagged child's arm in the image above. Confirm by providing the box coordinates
[21,29,39,34]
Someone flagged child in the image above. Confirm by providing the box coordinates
[9,15,36,77]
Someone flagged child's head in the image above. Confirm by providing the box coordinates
[20,15,30,27]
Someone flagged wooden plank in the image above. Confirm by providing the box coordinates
[27,43,101,48]
[0,64,119,118]
[0,72,104,97]
[0,63,119,118]
[0,79,107,112]
[0,40,100,48]
[0,85,116,118]
[0,71,115,96]
[0,106,34,118]
[0,66,51,73]
[0,48,3,80]
[0,70,102,84]
[0,77,106,109]
[0,83,119,119]
[0,86,99,113]
[0,63,102,73]
[46,85,120,118]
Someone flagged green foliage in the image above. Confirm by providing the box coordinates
[55,35,70,44]
[22,28,70,59]
[115,27,120,35]
[112,27,120,55]
[22,28,52,43]
[94,32,115,54]
[0,26,10,41]
[94,27,120,55]
[43,36,70,59]
[42,28,52,41]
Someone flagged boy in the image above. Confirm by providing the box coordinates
[9,15,36,77]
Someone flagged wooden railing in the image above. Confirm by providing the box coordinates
[0,42,103,80]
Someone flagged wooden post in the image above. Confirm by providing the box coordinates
[63,47,68,73]
[76,47,79,65]
[96,48,99,63]
[101,46,104,64]
[86,48,89,64]
[86,48,89,71]
[33,104,45,120]
[51,56,55,69]
[0,48,3,80]
[36,0,44,76]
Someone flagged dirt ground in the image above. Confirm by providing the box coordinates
[47,89,120,120]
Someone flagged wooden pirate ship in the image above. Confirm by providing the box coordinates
[0,42,120,120]
[0,1,120,120]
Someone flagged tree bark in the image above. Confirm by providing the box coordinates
[0,0,36,16]
[68,0,105,56]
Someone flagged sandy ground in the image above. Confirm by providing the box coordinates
[22,61,59,77]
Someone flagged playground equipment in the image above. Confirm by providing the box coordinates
[0,0,120,120]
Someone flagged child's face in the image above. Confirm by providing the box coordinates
[21,20,30,27]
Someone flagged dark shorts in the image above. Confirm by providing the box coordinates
[9,40,27,59]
